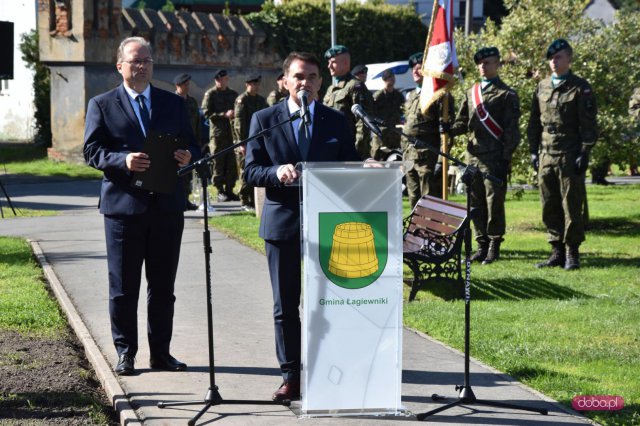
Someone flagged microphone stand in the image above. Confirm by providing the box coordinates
[0,178,17,218]
[157,111,301,426]
[366,116,548,420]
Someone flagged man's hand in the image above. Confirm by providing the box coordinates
[174,149,192,168]
[575,150,590,174]
[225,109,235,119]
[530,153,539,171]
[126,152,150,172]
[277,164,299,185]
[363,158,384,168]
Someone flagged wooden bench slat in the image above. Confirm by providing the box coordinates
[403,195,468,301]
[409,215,459,234]
[415,196,466,218]
[412,219,458,235]
[415,208,464,228]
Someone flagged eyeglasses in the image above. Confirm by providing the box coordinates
[122,59,154,66]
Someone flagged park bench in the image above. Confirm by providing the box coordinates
[403,195,470,301]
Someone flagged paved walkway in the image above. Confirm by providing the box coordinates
[0,177,596,425]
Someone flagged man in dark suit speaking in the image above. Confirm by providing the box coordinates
[84,37,199,376]
[244,51,361,401]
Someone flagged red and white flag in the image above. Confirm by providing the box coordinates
[420,0,458,114]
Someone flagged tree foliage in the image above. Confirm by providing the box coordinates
[19,29,51,146]
[246,0,427,90]
[451,0,640,180]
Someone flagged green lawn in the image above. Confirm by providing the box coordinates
[1,143,101,180]
[211,184,640,426]
[0,237,67,336]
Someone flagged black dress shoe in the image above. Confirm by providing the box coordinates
[272,380,300,401]
[185,201,198,211]
[149,354,187,371]
[115,354,135,376]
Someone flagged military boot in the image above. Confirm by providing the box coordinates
[535,242,565,268]
[469,241,489,263]
[564,245,580,270]
[482,238,503,265]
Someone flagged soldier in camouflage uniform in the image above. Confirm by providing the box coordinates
[351,64,368,82]
[528,39,598,270]
[234,75,268,211]
[323,45,374,160]
[451,47,521,264]
[174,73,203,210]
[403,52,454,208]
[201,69,239,202]
[627,87,640,176]
[372,69,405,160]
[267,72,287,107]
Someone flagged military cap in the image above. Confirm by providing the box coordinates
[547,38,571,59]
[324,45,349,59]
[408,52,423,67]
[381,69,394,81]
[246,74,261,83]
[473,47,500,64]
[214,69,228,79]
[173,73,191,85]
[351,64,368,76]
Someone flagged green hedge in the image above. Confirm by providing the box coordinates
[247,0,427,89]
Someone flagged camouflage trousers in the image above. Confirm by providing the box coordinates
[370,130,401,161]
[355,136,371,161]
[236,152,254,207]
[209,135,238,194]
[468,155,507,242]
[538,151,586,246]
[406,157,442,208]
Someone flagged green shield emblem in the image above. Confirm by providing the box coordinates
[319,212,388,289]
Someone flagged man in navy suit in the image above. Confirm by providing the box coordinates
[244,51,361,401]
[84,37,199,376]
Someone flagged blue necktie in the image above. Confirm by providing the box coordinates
[297,119,310,160]
[136,95,151,133]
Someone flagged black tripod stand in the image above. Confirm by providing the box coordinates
[157,111,301,426]
[370,117,548,420]
[416,164,548,420]
[0,178,17,218]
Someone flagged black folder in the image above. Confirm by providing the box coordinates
[130,130,188,194]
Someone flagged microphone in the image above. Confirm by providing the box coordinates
[351,104,383,138]
[297,89,311,126]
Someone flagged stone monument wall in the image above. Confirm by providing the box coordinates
[38,0,282,162]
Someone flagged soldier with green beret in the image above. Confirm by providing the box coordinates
[371,69,405,160]
[451,47,521,264]
[201,69,239,202]
[234,74,268,211]
[267,72,287,107]
[528,38,598,270]
[351,64,368,82]
[403,51,455,207]
[323,45,374,160]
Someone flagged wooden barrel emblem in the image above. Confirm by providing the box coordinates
[328,222,379,278]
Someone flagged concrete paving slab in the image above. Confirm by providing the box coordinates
[0,178,596,425]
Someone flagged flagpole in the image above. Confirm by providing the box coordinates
[441,95,450,200]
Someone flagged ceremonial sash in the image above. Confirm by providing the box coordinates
[472,83,503,140]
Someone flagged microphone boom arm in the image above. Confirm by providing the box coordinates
[373,116,503,186]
